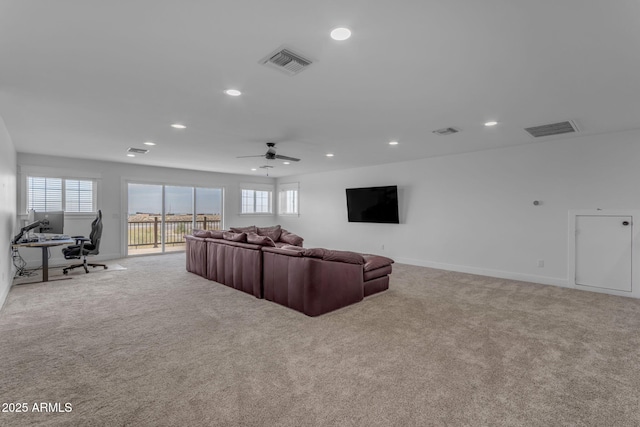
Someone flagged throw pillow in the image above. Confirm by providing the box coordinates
[223,231,247,242]
[257,225,282,241]
[280,230,303,246]
[247,232,276,247]
[230,225,257,234]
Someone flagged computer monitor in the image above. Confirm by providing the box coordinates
[33,211,64,234]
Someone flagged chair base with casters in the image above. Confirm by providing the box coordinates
[62,259,108,275]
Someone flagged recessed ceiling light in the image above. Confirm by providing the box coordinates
[127,154,135,157]
[484,121,498,127]
[389,141,399,145]
[171,123,186,129]
[251,168,257,171]
[326,153,334,157]
[331,27,352,41]
[283,161,290,165]
[225,89,242,96]
[143,141,156,146]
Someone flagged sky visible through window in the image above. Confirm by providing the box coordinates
[128,184,222,215]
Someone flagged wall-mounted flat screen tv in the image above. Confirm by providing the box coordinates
[346,185,399,224]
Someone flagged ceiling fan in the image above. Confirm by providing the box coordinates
[237,142,301,162]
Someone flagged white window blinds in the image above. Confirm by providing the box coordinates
[27,176,96,213]
[240,184,273,214]
[278,182,299,215]
[65,180,94,212]
[27,177,63,211]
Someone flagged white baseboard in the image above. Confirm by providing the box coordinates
[394,256,569,288]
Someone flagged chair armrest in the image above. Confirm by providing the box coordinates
[74,237,90,247]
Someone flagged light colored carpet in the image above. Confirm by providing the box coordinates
[1,253,639,426]
[12,263,126,286]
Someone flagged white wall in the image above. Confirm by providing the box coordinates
[17,153,275,267]
[0,117,17,308]
[277,129,640,287]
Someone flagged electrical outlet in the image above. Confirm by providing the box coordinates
[537,260,544,268]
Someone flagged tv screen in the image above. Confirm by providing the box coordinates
[346,186,399,224]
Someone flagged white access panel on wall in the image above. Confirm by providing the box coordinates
[573,214,633,293]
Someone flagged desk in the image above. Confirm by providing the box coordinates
[13,239,75,283]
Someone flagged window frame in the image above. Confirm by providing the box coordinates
[239,183,274,215]
[278,182,300,216]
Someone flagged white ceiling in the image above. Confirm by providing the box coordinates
[1,1,640,177]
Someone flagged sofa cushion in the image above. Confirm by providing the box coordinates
[322,250,365,265]
[303,248,326,258]
[278,244,305,252]
[230,225,257,234]
[223,231,247,242]
[209,230,225,239]
[362,255,395,272]
[257,225,282,241]
[192,229,211,238]
[280,230,304,246]
[262,246,305,256]
[247,232,276,247]
[364,265,393,281]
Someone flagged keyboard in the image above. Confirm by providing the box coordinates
[51,235,71,240]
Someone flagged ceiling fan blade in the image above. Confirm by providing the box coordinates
[236,155,265,159]
[274,154,301,162]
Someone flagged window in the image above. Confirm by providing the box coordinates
[27,176,96,213]
[240,184,273,214]
[278,182,299,215]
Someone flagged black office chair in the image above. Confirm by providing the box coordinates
[62,210,108,274]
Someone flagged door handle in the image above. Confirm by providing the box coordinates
[622,221,630,226]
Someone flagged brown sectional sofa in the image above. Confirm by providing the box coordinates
[185,225,393,316]
[206,239,263,298]
[185,235,207,277]
[186,226,303,298]
[262,247,392,316]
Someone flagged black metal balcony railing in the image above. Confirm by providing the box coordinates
[127,217,221,248]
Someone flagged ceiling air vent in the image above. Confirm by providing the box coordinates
[260,47,313,76]
[127,147,149,154]
[524,120,578,138]
[432,127,460,136]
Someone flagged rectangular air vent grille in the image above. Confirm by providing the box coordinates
[260,47,313,76]
[433,127,460,136]
[524,121,578,138]
[127,147,149,154]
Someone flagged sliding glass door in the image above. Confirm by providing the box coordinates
[127,183,223,256]
[164,186,193,253]
[128,183,163,255]
[195,187,223,232]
